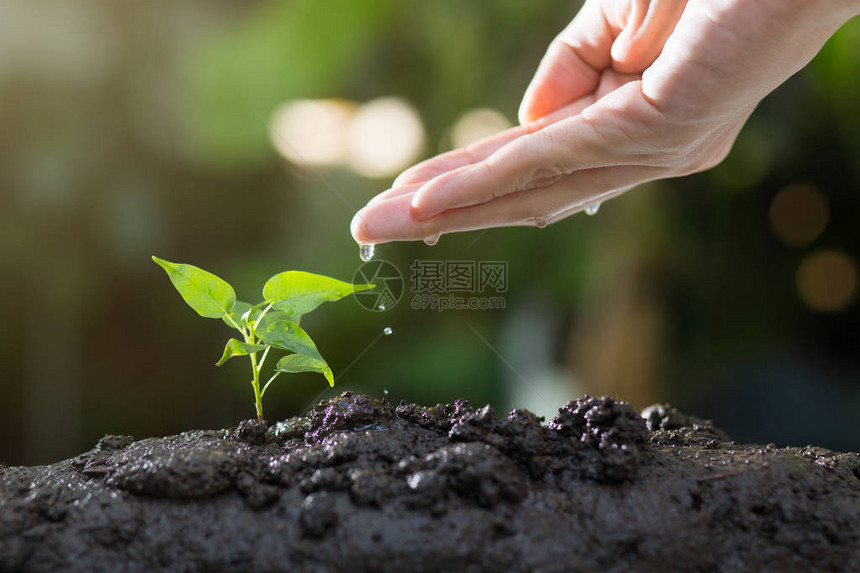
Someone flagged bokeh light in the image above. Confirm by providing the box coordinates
[269,99,356,167]
[796,249,858,313]
[450,108,512,149]
[346,97,424,178]
[768,183,829,246]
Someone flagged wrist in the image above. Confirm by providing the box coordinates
[820,0,860,26]
[832,0,860,24]
[769,0,860,37]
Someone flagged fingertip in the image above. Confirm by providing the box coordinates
[609,30,631,68]
[517,82,567,125]
[411,160,480,218]
[350,209,365,242]
[518,75,548,125]
[391,170,412,188]
[409,188,435,221]
[609,27,642,75]
[409,203,442,222]
[350,209,375,244]
[394,162,445,189]
[410,176,454,221]
[393,158,439,188]
[518,83,534,125]
[367,182,420,206]
[353,192,442,243]
[392,174,421,189]
[517,100,532,126]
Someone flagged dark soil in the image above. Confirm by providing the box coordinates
[2,392,859,572]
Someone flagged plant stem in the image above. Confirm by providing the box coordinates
[226,311,265,420]
[261,371,281,398]
[253,303,274,331]
[249,351,264,422]
[224,314,247,338]
[257,346,271,373]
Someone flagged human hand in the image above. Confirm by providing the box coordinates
[352,0,859,244]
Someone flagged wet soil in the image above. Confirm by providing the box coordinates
[1,392,859,572]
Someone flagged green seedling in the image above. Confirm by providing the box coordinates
[152,257,373,422]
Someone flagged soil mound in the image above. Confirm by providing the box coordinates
[2,392,859,572]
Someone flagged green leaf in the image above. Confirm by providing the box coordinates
[216,338,268,366]
[243,306,301,331]
[276,353,334,387]
[262,271,373,315]
[260,310,301,329]
[153,257,236,319]
[259,320,322,360]
[223,301,252,330]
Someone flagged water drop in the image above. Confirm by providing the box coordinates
[584,203,601,216]
[533,216,549,228]
[359,243,375,262]
[423,234,440,246]
[383,327,393,335]
[378,303,386,311]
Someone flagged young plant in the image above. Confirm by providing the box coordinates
[152,257,373,422]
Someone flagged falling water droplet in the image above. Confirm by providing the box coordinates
[584,203,601,216]
[424,234,440,246]
[378,303,386,311]
[533,216,549,228]
[383,327,393,335]
[359,243,375,262]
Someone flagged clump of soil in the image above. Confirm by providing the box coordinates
[1,393,859,572]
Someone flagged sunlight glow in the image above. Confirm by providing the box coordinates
[269,99,355,167]
[346,97,425,178]
[451,108,512,149]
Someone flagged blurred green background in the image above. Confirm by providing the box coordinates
[2,1,859,466]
